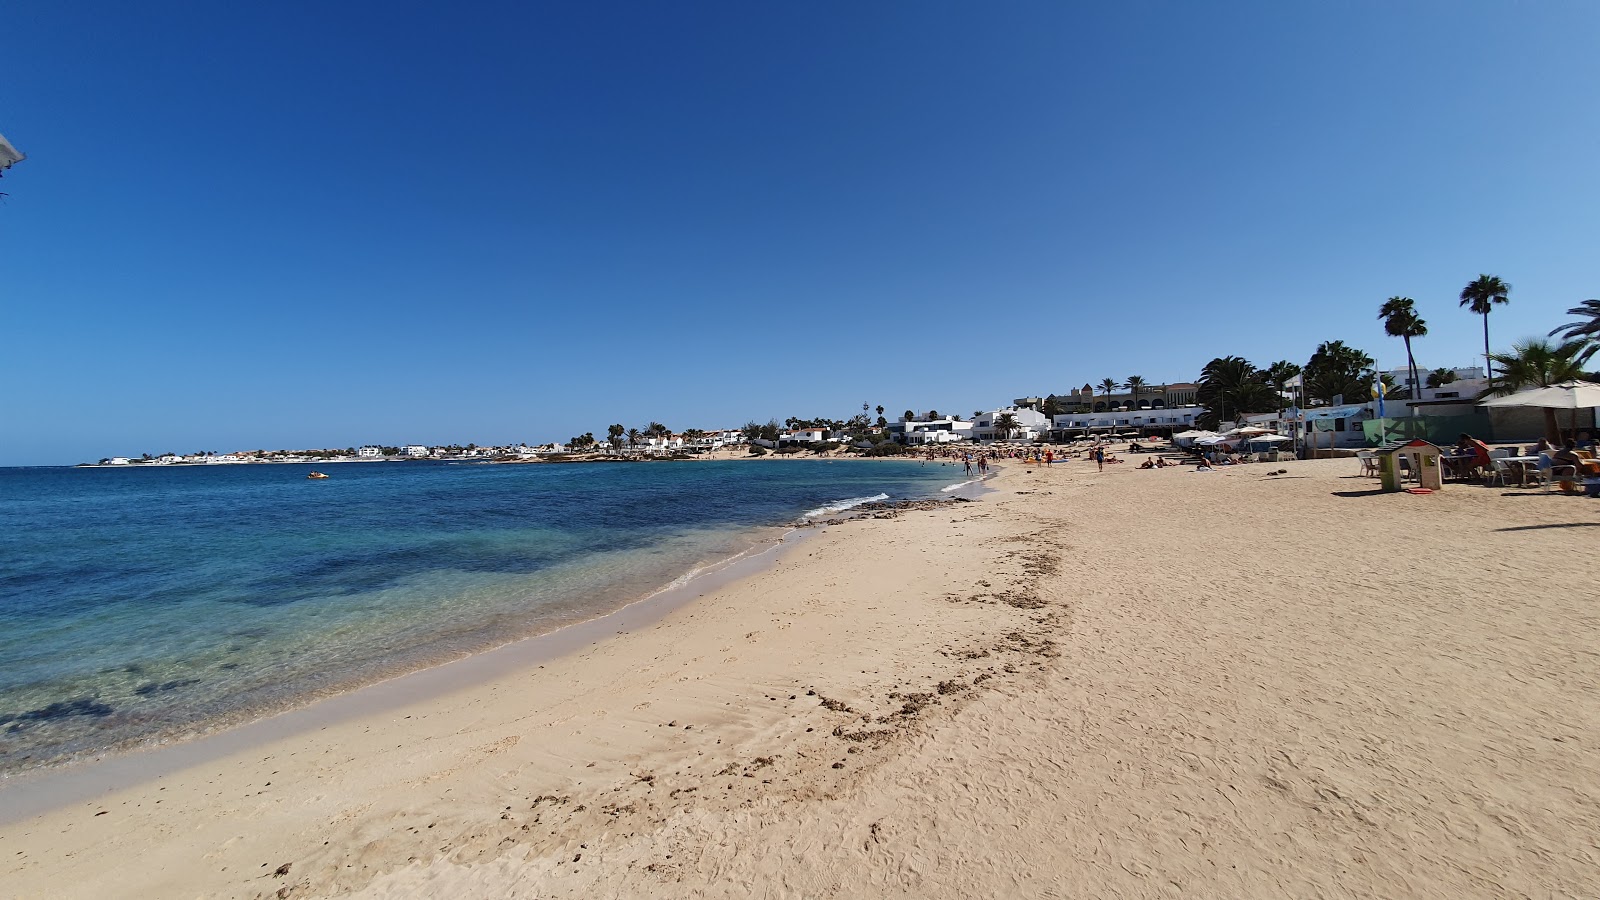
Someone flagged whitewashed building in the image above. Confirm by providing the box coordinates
[972,407,1051,442]
[1051,407,1201,439]
[357,446,383,458]
[401,445,431,457]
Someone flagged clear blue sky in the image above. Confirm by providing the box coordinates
[3,2,1597,464]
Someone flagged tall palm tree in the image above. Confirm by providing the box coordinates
[627,427,643,449]
[1485,339,1589,441]
[1098,377,1119,409]
[1425,368,1457,389]
[1124,376,1148,405]
[1459,274,1510,379]
[1548,299,1600,365]
[1378,297,1427,407]
[875,405,885,418]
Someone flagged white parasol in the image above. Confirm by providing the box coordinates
[1479,381,1600,410]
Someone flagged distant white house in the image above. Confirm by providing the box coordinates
[401,445,431,457]
[778,428,829,446]
[156,455,183,464]
[357,446,383,458]
[206,454,243,464]
[107,457,130,465]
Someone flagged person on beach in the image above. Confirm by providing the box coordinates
[1552,442,1584,494]
[964,456,972,476]
[1044,449,1054,466]
[1094,447,1105,472]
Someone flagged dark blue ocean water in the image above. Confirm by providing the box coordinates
[0,459,962,772]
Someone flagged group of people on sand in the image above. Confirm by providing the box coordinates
[1453,432,1597,495]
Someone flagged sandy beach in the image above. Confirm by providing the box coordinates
[3,455,1597,898]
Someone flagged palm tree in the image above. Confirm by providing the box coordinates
[1304,340,1376,404]
[1196,356,1276,430]
[1459,274,1511,379]
[992,412,1019,441]
[1098,377,1119,409]
[1124,376,1147,405]
[627,427,642,449]
[1485,339,1589,441]
[903,409,916,422]
[875,405,885,418]
[1378,297,1427,407]
[1548,299,1600,365]
[1425,368,1457,389]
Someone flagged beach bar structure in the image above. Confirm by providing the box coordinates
[1378,439,1443,492]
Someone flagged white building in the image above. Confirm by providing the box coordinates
[971,407,1051,442]
[357,446,383,458]
[1051,407,1201,438]
[107,457,130,465]
[779,428,830,446]
[401,445,431,457]
[889,416,973,445]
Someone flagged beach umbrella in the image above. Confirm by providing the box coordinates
[1226,426,1272,437]
[1479,380,1600,410]
[1246,433,1293,443]
[1480,381,1600,441]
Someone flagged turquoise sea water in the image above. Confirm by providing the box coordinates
[0,459,962,773]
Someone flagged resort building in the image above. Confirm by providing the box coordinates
[1050,407,1201,440]
[357,446,383,458]
[1038,382,1200,415]
[401,445,431,457]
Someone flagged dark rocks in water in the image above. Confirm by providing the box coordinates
[0,697,115,728]
[134,678,201,697]
[854,497,971,514]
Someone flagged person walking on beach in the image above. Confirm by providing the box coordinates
[964,456,972,477]
[1095,446,1105,472]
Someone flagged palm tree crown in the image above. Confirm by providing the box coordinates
[1460,274,1510,378]
[1549,299,1600,365]
[1378,296,1427,402]
[992,412,1020,440]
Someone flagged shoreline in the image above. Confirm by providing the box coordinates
[0,521,814,826]
[0,472,987,814]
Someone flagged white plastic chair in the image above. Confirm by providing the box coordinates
[1488,457,1517,488]
[1537,452,1577,493]
[1356,451,1378,477]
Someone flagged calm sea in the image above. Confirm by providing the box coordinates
[0,459,963,774]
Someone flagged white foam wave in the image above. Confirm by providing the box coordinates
[801,493,889,518]
[941,479,975,492]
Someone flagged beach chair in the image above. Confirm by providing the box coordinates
[1488,457,1519,488]
[1356,451,1378,477]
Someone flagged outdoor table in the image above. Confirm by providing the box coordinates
[1503,456,1540,487]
